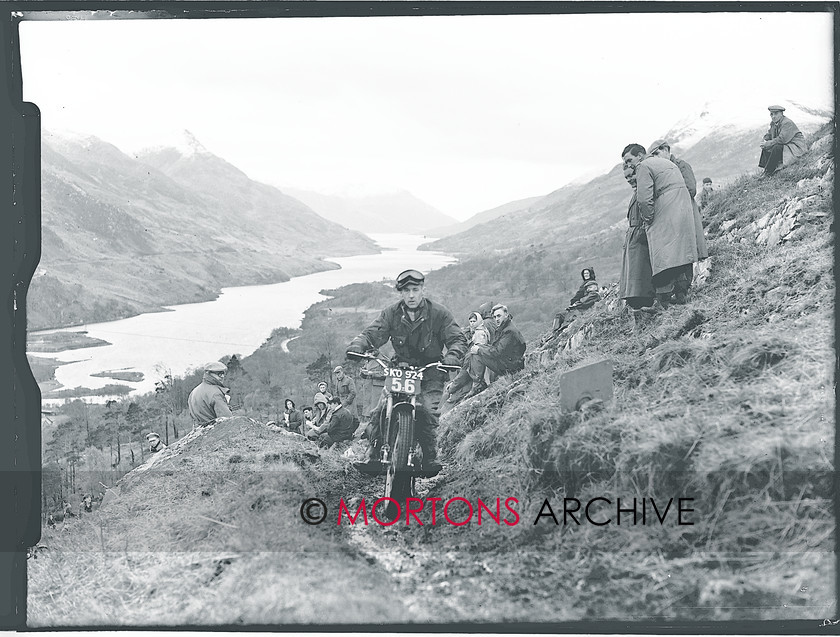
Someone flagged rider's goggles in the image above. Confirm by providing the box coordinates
[396,269,425,290]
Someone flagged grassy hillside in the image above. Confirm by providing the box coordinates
[28,125,834,625]
[421,123,836,619]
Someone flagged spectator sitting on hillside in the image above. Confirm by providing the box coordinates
[311,396,357,448]
[333,365,357,409]
[759,105,808,176]
[445,311,492,403]
[81,494,93,514]
[47,501,75,529]
[316,381,333,402]
[567,268,601,311]
[301,406,317,437]
[188,361,233,427]
[283,399,303,434]
[697,177,715,213]
[463,304,526,398]
[146,431,167,453]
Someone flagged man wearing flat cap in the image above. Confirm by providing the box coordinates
[648,139,709,292]
[146,431,167,453]
[346,268,467,475]
[759,105,808,176]
[698,177,715,213]
[188,361,233,427]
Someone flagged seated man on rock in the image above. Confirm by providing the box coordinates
[759,105,808,176]
[463,304,526,398]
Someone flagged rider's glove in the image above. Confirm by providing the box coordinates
[346,342,366,358]
[441,353,461,368]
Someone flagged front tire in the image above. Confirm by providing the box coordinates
[383,407,414,520]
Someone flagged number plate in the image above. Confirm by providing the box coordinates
[386,368,423,395]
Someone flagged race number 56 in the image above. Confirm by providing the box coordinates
[388,377,416,393]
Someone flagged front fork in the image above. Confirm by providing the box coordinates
[379,393,418,466]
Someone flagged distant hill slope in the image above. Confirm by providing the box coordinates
[421,101,832,254]
[281,187,458,234]
[425,195,544,238]
[28,131,378,330]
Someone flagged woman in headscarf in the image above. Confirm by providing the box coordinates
[444,311,492,404]
[567,268,601,311]
[313,382,331,428]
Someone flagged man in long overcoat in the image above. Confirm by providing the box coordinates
[648,139,709,262]
[618,166,655,310]
[622,143,699,308]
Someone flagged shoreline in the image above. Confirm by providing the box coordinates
[27,249,382,333]
[28,234,450,402]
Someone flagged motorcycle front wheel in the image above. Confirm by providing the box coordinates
[382,407,414,520]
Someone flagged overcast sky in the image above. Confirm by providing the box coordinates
[19,11,834,220]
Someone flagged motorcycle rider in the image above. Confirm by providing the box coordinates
[346,269,468,475]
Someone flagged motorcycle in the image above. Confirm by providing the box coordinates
[348,351,459,520]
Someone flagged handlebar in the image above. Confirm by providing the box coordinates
[347,351,460,373]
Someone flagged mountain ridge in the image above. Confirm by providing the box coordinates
[421,100,832,255]
[29,130,379,330]
[281,186,458,234]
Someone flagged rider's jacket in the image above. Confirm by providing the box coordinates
[349,298,468,367]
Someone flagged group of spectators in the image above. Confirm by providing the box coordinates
[615,105,806,323]
[47,494,96,529]
[443,300,527,403]
[173,104,809,473]
[273,367,360,448]
[618,137,709,319]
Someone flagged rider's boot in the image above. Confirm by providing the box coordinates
[416,426,443,477]
[353,441,383,474]
[420,443,443,477]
